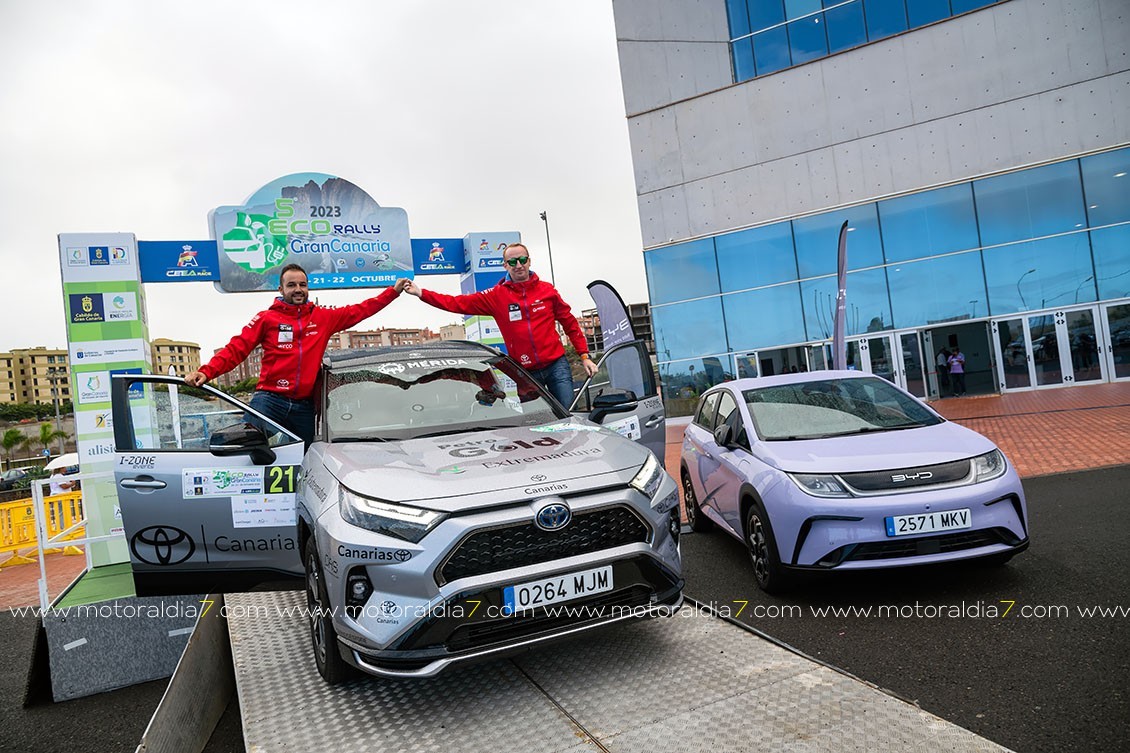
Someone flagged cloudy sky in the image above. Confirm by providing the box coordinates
[0,1,646,358]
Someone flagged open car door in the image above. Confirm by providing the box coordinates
[110,374,305,596]
[570,340,667,465]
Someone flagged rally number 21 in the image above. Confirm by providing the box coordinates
[267,465,298,494]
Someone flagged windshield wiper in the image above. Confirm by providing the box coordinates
[410,425,512,440]
[330,436,392,443]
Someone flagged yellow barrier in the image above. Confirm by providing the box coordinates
[0,492,85,567]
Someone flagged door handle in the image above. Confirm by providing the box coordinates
[121,477,167,490]
[644,414,663,428]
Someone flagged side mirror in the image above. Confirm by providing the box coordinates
[210,423,277,466]
[713,423,734,448]
[589,389,638,424]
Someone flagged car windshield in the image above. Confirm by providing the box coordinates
[324,353,565,442]
[742,377,942,441]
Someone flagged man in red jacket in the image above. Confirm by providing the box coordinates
[404,243,598,407]
[186,264,409,446]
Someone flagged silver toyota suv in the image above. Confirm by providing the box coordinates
[112,340,682,684]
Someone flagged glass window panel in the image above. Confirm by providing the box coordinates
[983,234,1095,315]
[887,252,988,329]
[660,357,735,417]
[878,183,980,262]
[750,0,786,30]
[753,26,791,76]
[644,238,719,305]
[732,37,756,82]
[652,297,728,361]
[951,0,997,13]
[785,0,822,20]
[722,284,807,350]
[973,161,1087,247]
[864,0,908,40]
[727,0,752,37]
[715,222,798,291]
[907,0,951,26]
[1081,148,1130,227]
[794,205,883,278]
[1092,226,1130,300]
[826,2,867,53]
[800,268,892,340]
[996,318,1032,389]
[788,15,828,64]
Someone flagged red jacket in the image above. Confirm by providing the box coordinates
[200,288,401,400]
[421,273,588,370]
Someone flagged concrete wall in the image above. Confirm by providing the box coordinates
[613,0,1130,248]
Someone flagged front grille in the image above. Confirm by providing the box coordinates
[818,527,1020,566]
[840,458,971,492]
[438,505,649,585]
[445,585,652,651]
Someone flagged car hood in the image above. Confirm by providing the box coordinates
[318,419,650,510]
[754,420,999,473]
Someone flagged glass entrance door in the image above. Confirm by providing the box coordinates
[846,334,896,384]
[994,305,1109,391]
[1100,301,1130,381]
[894,330,927,398]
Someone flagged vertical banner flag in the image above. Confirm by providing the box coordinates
[586,280,637,351]
[832,220,849,370]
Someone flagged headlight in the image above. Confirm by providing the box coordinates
[788,473,853,498]
[630,453,663,500]
[339,488,446,543]
[972,449,1007,483]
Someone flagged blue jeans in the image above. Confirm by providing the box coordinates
[247,390,315,448]
[528,356,575,408]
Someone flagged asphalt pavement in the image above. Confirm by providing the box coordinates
[679,464,1130,753]
[3,465,1126,752]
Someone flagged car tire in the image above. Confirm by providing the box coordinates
[305,535,355,685]
[682,470,714,532]
[745,503,793,594]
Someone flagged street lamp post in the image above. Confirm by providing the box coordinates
[46,367,66,455]
[1016,268,1037,310]
[538,211,557,287]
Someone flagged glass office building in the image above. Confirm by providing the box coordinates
[613,0,1129,415]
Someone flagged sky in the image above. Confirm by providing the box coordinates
[0,1,647,358]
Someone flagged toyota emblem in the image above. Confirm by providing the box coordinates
[130,525,196,566]
[535,501,571,531]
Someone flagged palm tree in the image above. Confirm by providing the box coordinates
[2,427,24,471]
[35,422,68,456]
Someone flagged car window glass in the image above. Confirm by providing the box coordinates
[124,380,294,451]
[742,377,942,440]
[715,391,738,432]
[326,355,561,441]
[694,392,720,428]
[573,343,654,412]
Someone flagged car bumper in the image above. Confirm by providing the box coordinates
[768,470,1029,570]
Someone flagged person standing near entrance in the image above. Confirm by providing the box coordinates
[947,346,966,396]
[186,264,410,446]
[403,243,599,407]
[936,347,951,395]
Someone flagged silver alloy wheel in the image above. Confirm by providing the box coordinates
[306,548,328,667]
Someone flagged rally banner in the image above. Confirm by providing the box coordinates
[210,172,413,292]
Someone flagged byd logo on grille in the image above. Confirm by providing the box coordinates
[891,471,933,483]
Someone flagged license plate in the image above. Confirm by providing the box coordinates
[502,565,614,614]
[885,508,971,537]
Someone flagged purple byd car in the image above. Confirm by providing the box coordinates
[680,371,1029,593]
